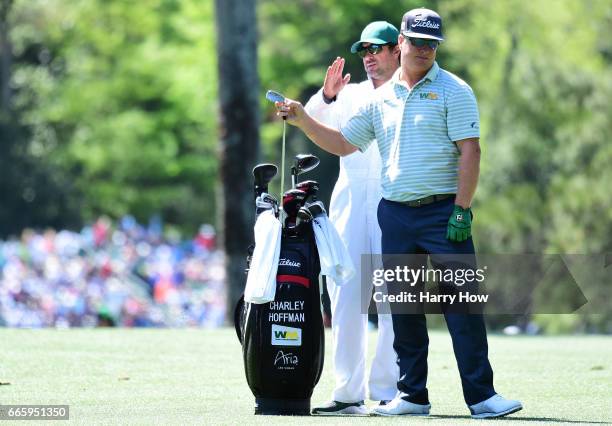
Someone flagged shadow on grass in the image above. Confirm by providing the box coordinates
[429,415,608,423]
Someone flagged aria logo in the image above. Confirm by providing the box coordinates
[274,350,299,367]
[279,258,301,268]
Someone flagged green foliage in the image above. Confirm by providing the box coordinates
[446,0,612,332]
[471,0,612,261]
[6,0,218,234]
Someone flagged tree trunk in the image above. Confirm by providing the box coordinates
[214,0,260,322]
[0,0,13,114]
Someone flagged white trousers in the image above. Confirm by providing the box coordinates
[327,172,399,402]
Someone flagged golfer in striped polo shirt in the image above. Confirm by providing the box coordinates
[276,7,523,419]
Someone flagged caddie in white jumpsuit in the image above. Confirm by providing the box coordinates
[306,21,401,416]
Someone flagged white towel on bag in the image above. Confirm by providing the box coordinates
[244,210,282,304]
[312,214,355,285]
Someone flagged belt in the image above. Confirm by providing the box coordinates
[399,194,454,207]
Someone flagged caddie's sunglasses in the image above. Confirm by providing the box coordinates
[407,37,439,50]
[356,44,388,58]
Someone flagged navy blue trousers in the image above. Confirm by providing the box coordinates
[377,197,496,406]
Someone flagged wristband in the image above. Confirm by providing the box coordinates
[322,92,337,104]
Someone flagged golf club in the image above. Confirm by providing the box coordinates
[256,192,279,217]
[297,200,326,224]
[252,163,278,199]
[291,154,320,187]
[282,189,307,228]
[295,180,319,204]
[266,90,287,206]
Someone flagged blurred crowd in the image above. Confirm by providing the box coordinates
[0,216,226,328]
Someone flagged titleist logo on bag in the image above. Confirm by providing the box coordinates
[279,258,301,268]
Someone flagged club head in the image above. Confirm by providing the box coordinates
[300,201,327,219]
[256,192,279,217]
[297,206,313,222]
[294,154,320,175]
[266,90,285,103]
[259,193,278,205]
[291,154,319,186]
[296,200,326,228]
[295,180,319,202]
[256,192,279,208]
[282,189,307,219]
[252,163,278,197]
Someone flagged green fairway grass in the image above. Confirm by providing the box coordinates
[0,328,611,425]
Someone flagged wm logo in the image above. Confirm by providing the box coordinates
[272,324,302,346]
[420,92,438,100]
[274,331,298,339]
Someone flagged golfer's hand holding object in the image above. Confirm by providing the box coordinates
[275,99,307,127]
[447,205,472,242]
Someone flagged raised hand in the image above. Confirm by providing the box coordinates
[322,57,351,100]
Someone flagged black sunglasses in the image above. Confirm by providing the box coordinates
[356,44,389,58]
[407,37,439,50]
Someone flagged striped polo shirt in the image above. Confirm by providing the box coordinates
[340,62,480,202]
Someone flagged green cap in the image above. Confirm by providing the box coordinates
[350,21,400,53]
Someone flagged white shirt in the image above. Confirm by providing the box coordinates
[305,81,382,180]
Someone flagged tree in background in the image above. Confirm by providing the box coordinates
[3,0,218,236]
[214,0,259,317]
[1,0,80,235]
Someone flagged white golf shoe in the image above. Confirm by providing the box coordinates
[469,394,523,419]
[371,396,431,416]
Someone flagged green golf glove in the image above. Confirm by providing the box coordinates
[447,205,472,242]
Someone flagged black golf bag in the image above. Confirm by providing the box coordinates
[234,224,325,415]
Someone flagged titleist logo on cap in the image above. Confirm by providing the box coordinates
[411,18,440,30]
[401,8,444,40]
